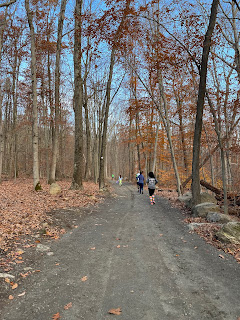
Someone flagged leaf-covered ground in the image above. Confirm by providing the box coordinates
[158,189,240,264]
[0,179,104,272]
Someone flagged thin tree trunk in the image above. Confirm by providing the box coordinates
[157,71,182,196]
[49,0,66,184]
[25,0,41,190]
[206,91,228,214]
[99,48,116,190]
[151,115,161,173]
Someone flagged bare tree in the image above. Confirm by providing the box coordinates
[48,0,67,184]
[25,0,41,190]
[71,0,84,189]
[191,0,219,206]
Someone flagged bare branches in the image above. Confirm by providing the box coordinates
[0,0,16,8]
[232,0,240,11]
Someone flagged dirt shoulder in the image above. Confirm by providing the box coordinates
[157,189,240,264]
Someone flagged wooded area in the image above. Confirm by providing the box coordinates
[0,0,240,207]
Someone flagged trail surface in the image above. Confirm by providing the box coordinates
[0,182,239,320]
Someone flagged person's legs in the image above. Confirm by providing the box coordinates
[152,189,155,203]
[139,183,143,194]
[149,188,154,204]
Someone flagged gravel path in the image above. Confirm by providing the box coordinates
[0,181,239,320]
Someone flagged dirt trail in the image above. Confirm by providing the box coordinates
[0,181,239,320]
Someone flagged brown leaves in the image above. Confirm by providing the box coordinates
[108,308,122,315]
[0,179,103,268]
[52,313,60,320]
[64,302,72,310]
[11,283,18,290]
[81,276,88,282]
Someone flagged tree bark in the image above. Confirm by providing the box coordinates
[191,0,219,206]
[99,47,116,190]
[71,0,84,190]
[49,0,67,184]
[25,0,41,190]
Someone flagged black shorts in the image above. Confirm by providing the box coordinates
[148,188,155,196]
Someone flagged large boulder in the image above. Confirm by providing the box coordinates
[216,222,240,244]
[178,191,217,209]
[178,192,192,207]
[192,202,220,218]
[49,182,61,195]
[200,192,217,205]
[206,212,235,223]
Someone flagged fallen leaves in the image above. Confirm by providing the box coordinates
[52,312,61,320]
[0,179,103,269]
[11,283,18,290]
[81,276,88,282]
[8,295,14,300]
[219,254,225,259]
[108,308,122,315]
[64,302,72,310]
[18,291,26,297]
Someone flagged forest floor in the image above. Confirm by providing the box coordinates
[0,180,240,319]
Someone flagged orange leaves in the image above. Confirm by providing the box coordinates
[81,276,88,282]
[108,308,122,315]
[0,179,103,268]
[11,283,18,290]
[64,302,72,310]
[8,295,14,300]
[52,302,73,319]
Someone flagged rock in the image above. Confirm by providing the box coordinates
[200,192,217,204]
[188,223,206,231]
[216,222,240,244]
[0,273,15,279]
[42,222,49,229]
[206,212,235,223]
[23,267,33,271]
[178,192,192,207]
[47,252,54,256]
[192,202,220,218]
[49,183,61,195]
[36,244,50,252]
[178,191,217,209]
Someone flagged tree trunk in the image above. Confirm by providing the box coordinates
[157,71,182,196]
[0,9,7,183]
[191,0,219,206]
[151,115,161,173]
[25,0,41,190]
[49,0,67,184]
[99,47,116,190]
[71,0,84,190]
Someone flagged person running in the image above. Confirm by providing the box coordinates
[138,171,144,194]
[118,175,123,186]
[147,172,158,205]
[136,172,140,191]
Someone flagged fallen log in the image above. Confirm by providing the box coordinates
[200,180,222,195]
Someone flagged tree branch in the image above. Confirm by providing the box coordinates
[0,0,16,8]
